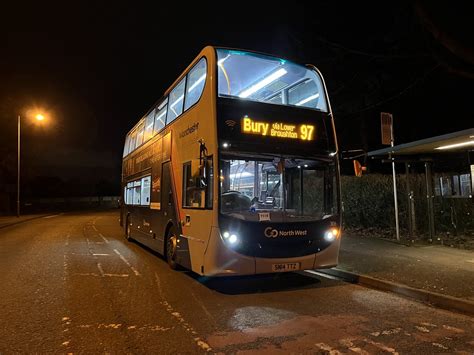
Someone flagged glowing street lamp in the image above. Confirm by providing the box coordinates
[17,111,46,217]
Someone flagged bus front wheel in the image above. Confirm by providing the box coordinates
[165,227,178,270]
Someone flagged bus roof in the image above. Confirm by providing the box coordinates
[125,46,323,136]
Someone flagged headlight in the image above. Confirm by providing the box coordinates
[324,228,339,242]
[222,231,239,245]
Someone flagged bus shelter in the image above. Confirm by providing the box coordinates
[368,128,474,243]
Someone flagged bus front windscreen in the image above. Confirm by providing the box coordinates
[220,157,338,222]
[216,49,328,112]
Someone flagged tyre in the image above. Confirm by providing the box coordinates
[125,216,132,241]
[165,226,178,269]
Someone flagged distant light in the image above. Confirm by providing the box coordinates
[297,165,301,169]
[35,114,44,121]
[304,164,308,168]
[223,231,230,239]
[188,74,206,92]
[239,68,287,98]
[295,93,319,106]
[329,152,337,156]
[222,142,229,148]
[435,140,474,150]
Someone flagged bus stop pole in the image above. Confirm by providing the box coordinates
[391,127,400,241]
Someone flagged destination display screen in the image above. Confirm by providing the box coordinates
[217,98,336,155]
[242,116,315,141]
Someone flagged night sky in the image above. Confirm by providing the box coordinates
[1,1,472,197]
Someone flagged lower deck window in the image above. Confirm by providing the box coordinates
[125,176,151,206]
[183,157,213,209]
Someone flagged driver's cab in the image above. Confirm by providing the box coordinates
[220,158,284,214]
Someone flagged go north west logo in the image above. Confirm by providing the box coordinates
[264,227,308,238]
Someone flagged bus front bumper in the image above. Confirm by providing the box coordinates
[203,227,340,277]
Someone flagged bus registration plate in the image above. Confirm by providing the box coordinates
[272,263,300,272]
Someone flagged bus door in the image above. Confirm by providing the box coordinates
[161,161,175,223]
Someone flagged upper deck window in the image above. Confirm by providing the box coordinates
[154,99,167,134]
[217,49,328,112]
[144,109,155,141]
[135,121,145,148]
[167,77,186,124]
[184,58,207,111]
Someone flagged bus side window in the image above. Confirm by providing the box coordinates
[183,161,205,208]
[154,100,167,134]
[140,176,151,206]
[144,110,155,141]
[167,78,186,124]
[184,58,207,111]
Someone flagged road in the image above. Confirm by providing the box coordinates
[0,210,473,354]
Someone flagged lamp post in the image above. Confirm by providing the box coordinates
[17,115,20,217]
[17,113,45,217]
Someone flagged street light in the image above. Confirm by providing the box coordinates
[17,112,46,217]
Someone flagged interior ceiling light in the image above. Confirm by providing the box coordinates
[238,68,287,98]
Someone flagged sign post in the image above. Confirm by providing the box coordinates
[381,112,400,241]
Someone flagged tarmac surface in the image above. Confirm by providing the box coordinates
[0,210,473,353]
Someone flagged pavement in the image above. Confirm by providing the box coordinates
[321,233,474,315]
[0,213,56,229]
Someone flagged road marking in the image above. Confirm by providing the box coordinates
[415,326,430,333]
[432,343,449,350]
[63,255,68,281]
[61,317,71,349]
[65,234,70,246]
[93,253,110,256]
[371,328,402,337]
[72,273,128,278]
[113,249,140,276]
[43,214,62,219]
[442,325,464,333]
[339,338,369,354]
[363,338,399,354]
[97,263,105,277]
[98,323,122,329]
[154,272,212,352]
[92,225,98,231]
[99,233,109,243]
[315,343,342,354]
[78,323,170,331]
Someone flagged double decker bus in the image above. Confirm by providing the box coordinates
[121,46,341,276]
